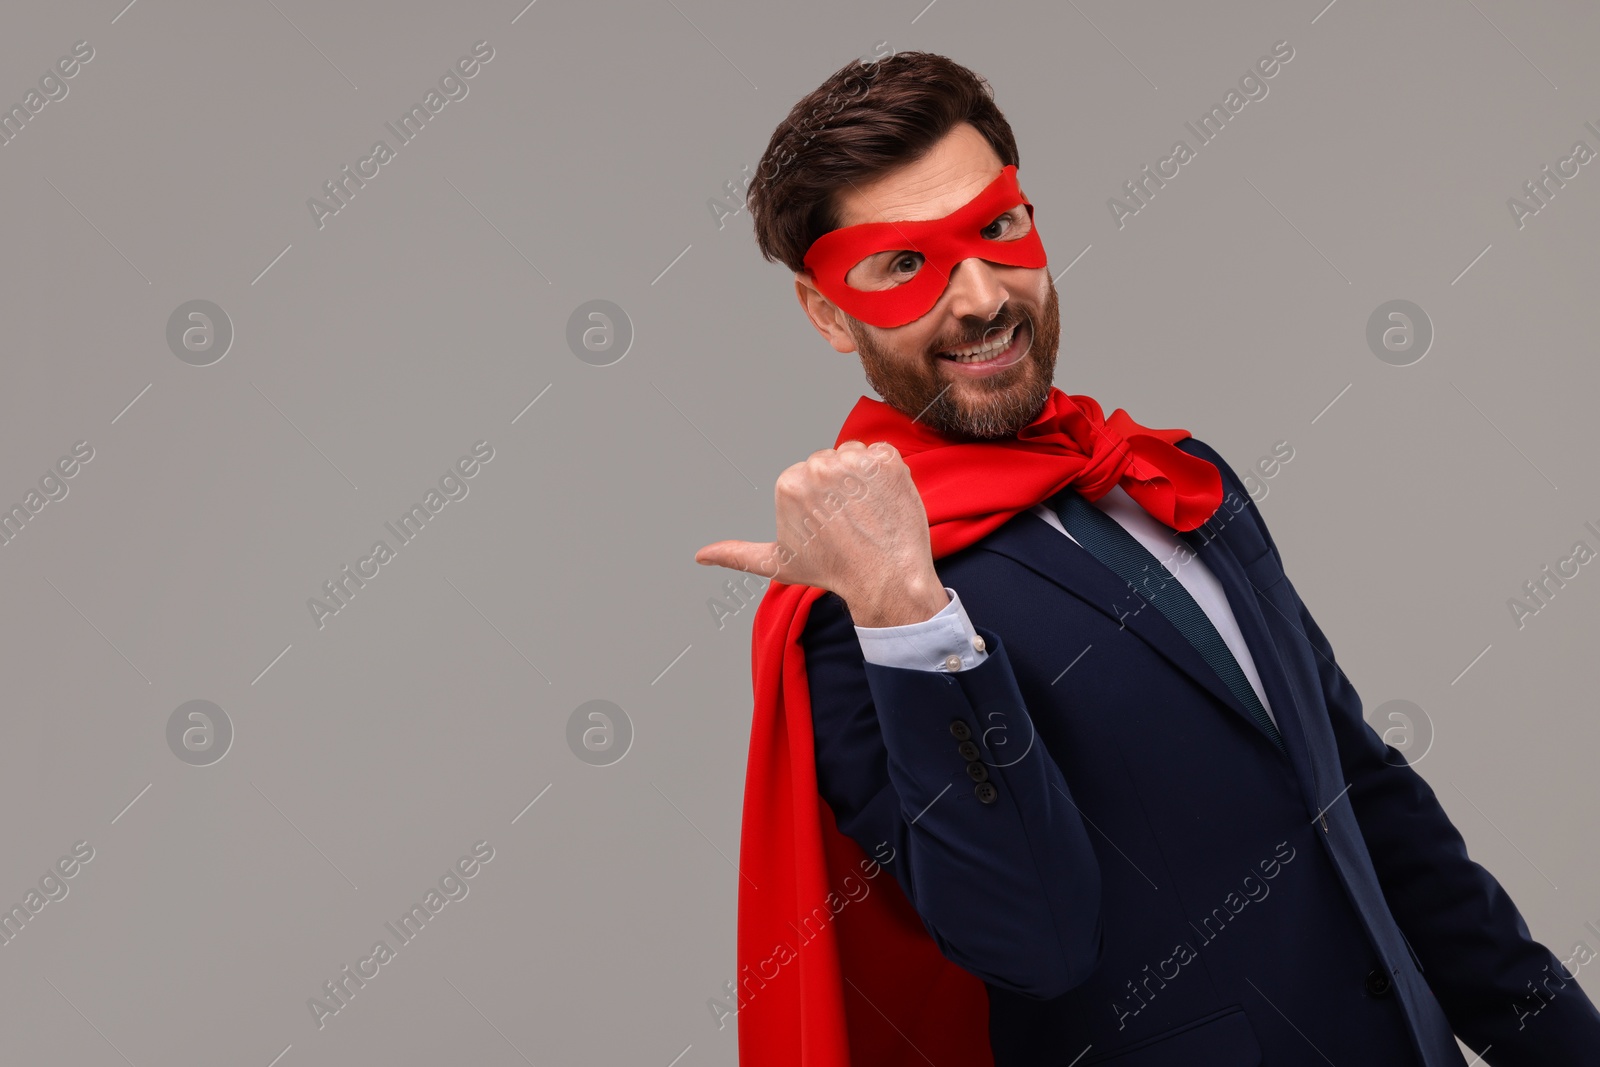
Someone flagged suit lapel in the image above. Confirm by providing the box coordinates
[1174,518,1317,787]
[978,508,1291,764]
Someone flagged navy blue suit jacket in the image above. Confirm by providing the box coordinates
[803,437,1600,1066]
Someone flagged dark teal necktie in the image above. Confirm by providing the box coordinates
[1050,488,1285,752]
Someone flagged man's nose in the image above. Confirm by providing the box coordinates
[941,257,1007,322]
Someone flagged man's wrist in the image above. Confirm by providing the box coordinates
[854,586,988,672]
[846,573,950,627]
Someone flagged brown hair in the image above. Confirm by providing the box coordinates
[746,51,1020,275]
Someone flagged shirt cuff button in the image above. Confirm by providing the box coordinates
[943,654,963,672]
[971,635,986,652]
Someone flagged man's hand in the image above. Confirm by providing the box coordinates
[694,440,949,627]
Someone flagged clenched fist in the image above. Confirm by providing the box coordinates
[694,440,949,627]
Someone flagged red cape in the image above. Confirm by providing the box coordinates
[735,387,1222,1064]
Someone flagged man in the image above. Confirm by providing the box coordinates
[694,51,1600,1065]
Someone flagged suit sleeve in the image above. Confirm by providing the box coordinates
[1196,442,1600,1063]
[804,588,1105,1000]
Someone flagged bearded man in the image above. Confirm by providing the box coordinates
[695,50,1600,1067]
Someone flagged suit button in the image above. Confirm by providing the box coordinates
[975,782,998,804]
[966,761,989,783]
[957,740,980,761]
[949,721,972,741]
[1364,969,1392,997]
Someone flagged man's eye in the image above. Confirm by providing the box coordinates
[890,252,924,276]
[845,250,926,290]
[982,214,1014,240]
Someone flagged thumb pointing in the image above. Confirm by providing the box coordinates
[695,540,775,575]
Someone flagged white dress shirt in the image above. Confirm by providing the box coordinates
[852,484,1277,727]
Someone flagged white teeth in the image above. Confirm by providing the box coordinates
[942,325,1017,362]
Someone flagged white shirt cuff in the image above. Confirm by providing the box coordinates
[854,586,989,672]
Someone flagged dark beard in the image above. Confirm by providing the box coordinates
[850,275,1061,440]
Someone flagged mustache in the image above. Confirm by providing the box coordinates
[931,311,1028,354]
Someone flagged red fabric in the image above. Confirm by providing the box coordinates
[735,387,1223,1064]
[800,165,1047,329]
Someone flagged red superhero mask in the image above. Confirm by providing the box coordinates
[801,164,1048,328]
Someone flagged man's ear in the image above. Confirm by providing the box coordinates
[794,274,858,354]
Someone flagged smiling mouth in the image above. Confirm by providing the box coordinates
[935,321,1029,375]
[938,323,1018,363]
